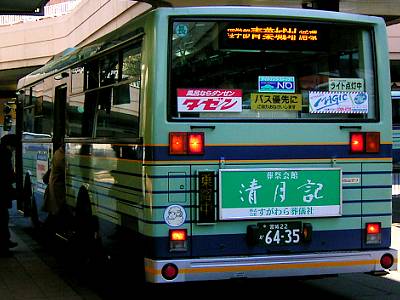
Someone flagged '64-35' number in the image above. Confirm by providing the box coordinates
[265,228,301,245]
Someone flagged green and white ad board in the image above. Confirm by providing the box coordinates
[219,168,342,220]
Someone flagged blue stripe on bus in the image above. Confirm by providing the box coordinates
[65,143,392,161]
[393,149,400,163]
[346,199,392,203]
[66,175,144,194]
[344,171,392,175]
[148,144,392,161]
[343,185,392,189]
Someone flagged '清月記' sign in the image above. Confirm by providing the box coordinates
[219,168,341,220]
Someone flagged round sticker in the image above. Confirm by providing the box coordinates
[175,24,189,37]
[354,92,367,104]
[164,205,186,227]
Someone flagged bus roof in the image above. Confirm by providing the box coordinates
[17,5,385,90]
[139,0,300,8]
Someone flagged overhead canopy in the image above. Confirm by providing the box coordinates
[139,0,400,24]
[0,0,49,15]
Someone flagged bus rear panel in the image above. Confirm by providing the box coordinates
[16,6,397,285]
[144,7,397,283]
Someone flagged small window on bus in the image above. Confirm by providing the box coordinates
[100,53,119,86]
[66,92,96,137]
[23,88,31,106]
[94,43,142,138]
[71,66,84,94]
[122,47,141,83]
[85,62,99,90]
[92,81,140,138]
[23,82,53,134]
[168,19,377,121]
[67,42,142,138]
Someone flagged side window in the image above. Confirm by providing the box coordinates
[66,92,96,137]
[23,82,53,134]
[122,47,141,82]
[95,43,142,138]
[66,41,142,139]
[71,66,84,94]
[100,53,119,86]
[23,88,33,132]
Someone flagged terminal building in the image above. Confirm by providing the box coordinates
[1,0,400,134]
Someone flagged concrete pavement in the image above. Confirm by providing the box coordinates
[0,204,101,300]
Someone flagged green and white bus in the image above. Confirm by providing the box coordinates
[16,2,397,283]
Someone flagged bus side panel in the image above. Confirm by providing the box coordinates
[22,141,51,222]
[361,161,393,248]
[66,142,145,253]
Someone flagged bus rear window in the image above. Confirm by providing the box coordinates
[168,19,376,121]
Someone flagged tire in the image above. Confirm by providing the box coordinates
[75,186,99,241]
[70,186,103,271]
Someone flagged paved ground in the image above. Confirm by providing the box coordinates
[0,205,101,300]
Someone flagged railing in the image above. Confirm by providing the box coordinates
[0,0,81,26]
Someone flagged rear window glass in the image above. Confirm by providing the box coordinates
[168,19,376,121]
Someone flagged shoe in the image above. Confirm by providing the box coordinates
[8,241,18,248]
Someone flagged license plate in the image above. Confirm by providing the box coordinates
[257,222,302,246]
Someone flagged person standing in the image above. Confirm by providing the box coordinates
[0,134,18,255]
[43,142,66,233]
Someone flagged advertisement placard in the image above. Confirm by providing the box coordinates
[219,168,341,220]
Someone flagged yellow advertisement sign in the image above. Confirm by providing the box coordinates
[250,93,302,111]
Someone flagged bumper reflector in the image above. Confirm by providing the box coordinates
[161,263,179,280]
[380,253,394,269]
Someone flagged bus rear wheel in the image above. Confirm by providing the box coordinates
[70,186,104,273]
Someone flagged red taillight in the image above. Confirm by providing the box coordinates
[169,132,187,155]
[366,132,380,153]
[350,132,364,153]
[366,222,381,245]
[188,133,204,154]
[366,223,381,234]
[350,132,381,153]
[169,132,204,155]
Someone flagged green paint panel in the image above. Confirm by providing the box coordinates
[219,168,341,220]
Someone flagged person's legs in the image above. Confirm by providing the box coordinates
[0,207,17,247]
[0,207,11,254]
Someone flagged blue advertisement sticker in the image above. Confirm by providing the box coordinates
[258,76,295,93]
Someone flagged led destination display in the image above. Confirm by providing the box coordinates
[220,21,326,51]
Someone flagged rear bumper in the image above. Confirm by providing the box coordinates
[145,249,398,283]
